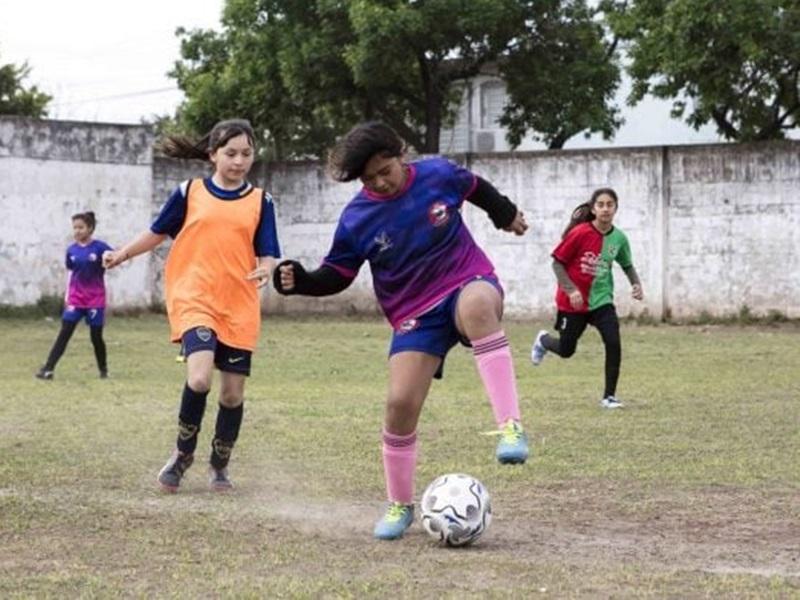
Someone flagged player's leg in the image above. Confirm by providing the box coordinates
[87,309,107,378]
[591,305,623,408]
[539,311,589,359]
[158,327,216,492]
[35,310,80,379]
[454,278,528,464]
[374,350,440,540]
[209,344,250,491]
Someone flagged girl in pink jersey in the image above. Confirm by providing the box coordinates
[531,188,644,408]
[36,212,112,381]
[273,121,530,540]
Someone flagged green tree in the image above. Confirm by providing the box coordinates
[0,55,51,117]
[169,0,623,156]
[609,0,800,141]
[344,0,525,152]
[499,0,622,149]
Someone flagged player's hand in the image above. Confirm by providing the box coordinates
[503,210,528,236]
[568,289,584,310]
[246,257,277,289]
[102,250,127,269]
[276,262,296,292]
[631,284,644,301]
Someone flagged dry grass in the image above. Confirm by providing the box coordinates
[1,315,798,598]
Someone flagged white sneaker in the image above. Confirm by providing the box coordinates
[600,396,624,409]
[530,330,548,366]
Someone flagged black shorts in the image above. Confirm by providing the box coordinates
[181,326,252,376]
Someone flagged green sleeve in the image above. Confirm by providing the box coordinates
[616,233,633,270]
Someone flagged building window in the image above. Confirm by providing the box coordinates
[480,80,506,129]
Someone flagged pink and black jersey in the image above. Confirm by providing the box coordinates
[552,222,633,313]
[323,157,496,328]
[65,239,112,308]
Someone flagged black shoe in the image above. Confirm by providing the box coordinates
[157,451,194,492]
[99,370,108,379]
[35,368,54,380]
[208,466,234,492]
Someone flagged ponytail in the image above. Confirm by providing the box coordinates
[158,119,255,160]
[561,203,593,238]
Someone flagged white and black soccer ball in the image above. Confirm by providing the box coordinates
[420,473,492,547]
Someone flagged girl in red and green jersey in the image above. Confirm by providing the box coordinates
[531,188,643,409]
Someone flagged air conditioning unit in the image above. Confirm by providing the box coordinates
[475,131,496,152]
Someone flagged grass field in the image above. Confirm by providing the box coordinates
[1,314,798,598]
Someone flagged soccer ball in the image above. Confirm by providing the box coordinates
[420,473,492,547]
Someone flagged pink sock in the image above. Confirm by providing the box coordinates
[382,429,417,504]
[472,330,521,426]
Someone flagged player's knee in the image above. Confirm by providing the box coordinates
[187,374,212,394]
[218,389,243,408]
[458,297,500,330]
[560,344,577,358]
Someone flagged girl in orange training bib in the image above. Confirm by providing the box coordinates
[104,119,280,492]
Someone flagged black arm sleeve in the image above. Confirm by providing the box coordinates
[465,177,519,229]
[552,259,578,293]
[272,260,354,297]
[623,265,641,286]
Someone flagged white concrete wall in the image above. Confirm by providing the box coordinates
[666,143,800,318]
[2,117,799,320]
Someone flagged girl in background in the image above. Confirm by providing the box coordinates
[531,188,643,408]
[274,121,530,540]
[104,119,280,492]
[36,212,112,380]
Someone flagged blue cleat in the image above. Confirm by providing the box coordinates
[373,502,414,540]
[495,420,529,464]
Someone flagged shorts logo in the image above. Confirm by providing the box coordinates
[428,201,449,226]
[228,356,245,364]
[196,327,213,342]
[398,318,419,334]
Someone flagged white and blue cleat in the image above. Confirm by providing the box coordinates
[495,420,529,464]
[373,502,414,540]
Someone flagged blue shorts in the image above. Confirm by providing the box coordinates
[181,326,252,376]
[63,306,105,327]
[389,275,502,379]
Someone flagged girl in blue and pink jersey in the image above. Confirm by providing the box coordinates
[273,121,531,541]
[36,211,113,380]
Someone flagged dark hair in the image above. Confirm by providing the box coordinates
[159,119,256,160]
[72,211,96,232]
[328,121,406,182]
[562,188,618,238]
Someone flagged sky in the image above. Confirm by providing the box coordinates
[0,1,225,124]
[1,0,725,148]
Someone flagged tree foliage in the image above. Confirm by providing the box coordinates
[608,0,800,141]
[169,0,622,157]
[499,0,622,149]
[0,54,51,118]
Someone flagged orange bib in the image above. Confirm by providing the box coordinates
[164,179,263,351]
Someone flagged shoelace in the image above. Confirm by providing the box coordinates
[482,421,524,443]
[384,503,410,523]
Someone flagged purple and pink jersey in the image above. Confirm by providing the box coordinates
[323,157,496,328]
[64,239,112,309]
